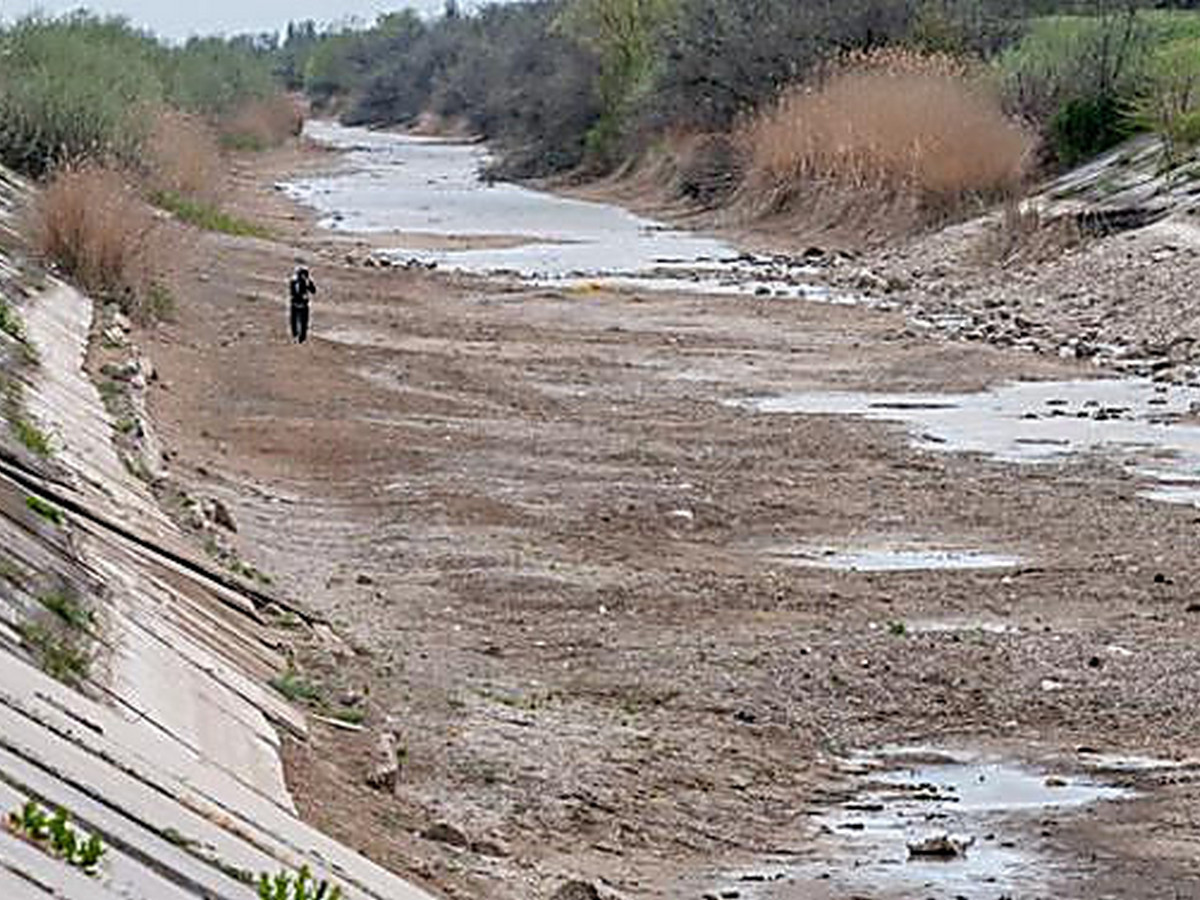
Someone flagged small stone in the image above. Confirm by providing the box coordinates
[356,573,375,586]
[469,839,509,858]
[421,822,469,848]
[209,498,237,533]
[908,834,974,858]
[551,881,600,900]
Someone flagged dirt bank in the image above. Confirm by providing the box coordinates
[129,137,1200,899]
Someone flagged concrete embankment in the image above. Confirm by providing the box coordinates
[0,174,434,899]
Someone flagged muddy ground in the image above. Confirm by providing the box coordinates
[129,139,1200,899]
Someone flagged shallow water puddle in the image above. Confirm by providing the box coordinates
[286,122,830,297]
[747,378,1200,502]
[773,546,1021,572]
[716,748,1128,899]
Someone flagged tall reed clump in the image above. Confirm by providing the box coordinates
[742,49,1033,221]
[146,110,223,201]
[219,95,305,152]
[31,164,163,317]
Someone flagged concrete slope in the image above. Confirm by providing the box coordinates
[0,263,437,893]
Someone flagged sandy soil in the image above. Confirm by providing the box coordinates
[130,139,1200,899]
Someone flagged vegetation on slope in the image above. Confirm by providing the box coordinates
[284,0,1200,228]
[0,13,298,316]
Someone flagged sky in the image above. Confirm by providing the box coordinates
[0,0,467,39]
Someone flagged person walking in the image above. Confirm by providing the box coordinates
[289,266,317,343]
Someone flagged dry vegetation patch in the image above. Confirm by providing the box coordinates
[220,95,305,152]
[30,163,176,322]
[742,50,1033,224]
[147,110,223,201]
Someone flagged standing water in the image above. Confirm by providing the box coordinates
[283,122,830,298]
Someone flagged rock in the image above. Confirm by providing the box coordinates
[422,822,469,848]
[469,839,510,858]
[551,882,600,900]
[138,356,156,382]
[366,731,400,793]
[907,833,974,858]
[102,326,128,348]
[209,498,237,533]
[854,270,888,293]
[356,573,375,586]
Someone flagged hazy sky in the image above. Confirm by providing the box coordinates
[1,1,466,39]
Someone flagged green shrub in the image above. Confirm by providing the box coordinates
[8,801,106,875]
[257,865,342,900]
[164,37,277,118]
[0,13,164,176]
[0,14,293,178]
[1051,94,1130,165]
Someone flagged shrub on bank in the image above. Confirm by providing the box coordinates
[742,51,1031,217]
[31,164,159,313]
[0,14,163,176]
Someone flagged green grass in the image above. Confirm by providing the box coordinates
[270,669,323,704]
[326,706,366,726]
[140,282,175,322]
[0,297,26,342]
[0,556,25,585]
[12,416,52,457]
[18,620,91,686]
[39,589,93,631]
[25,496,64,525]
[5,381,52,457]
[150,190,270,239]
[220,132,268,153]
[8,801,105,875]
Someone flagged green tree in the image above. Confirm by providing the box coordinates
[555,0,678,162]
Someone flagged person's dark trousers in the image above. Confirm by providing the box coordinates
[290,303,309,343]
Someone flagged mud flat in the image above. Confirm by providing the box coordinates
[117,124,1200,898]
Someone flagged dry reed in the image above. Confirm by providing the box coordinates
[220,95,304,151]
[742,50,1033,215]
[32,163,157,302]
[146,110,223,201]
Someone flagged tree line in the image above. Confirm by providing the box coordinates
[280,0,1200,178]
